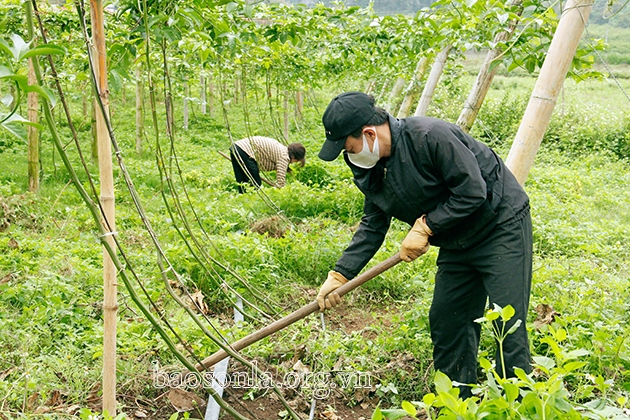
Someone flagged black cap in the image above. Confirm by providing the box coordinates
[319,91,376,161]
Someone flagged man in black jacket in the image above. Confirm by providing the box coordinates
[316,91,532,399]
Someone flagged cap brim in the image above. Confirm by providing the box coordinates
[318,137,346,161]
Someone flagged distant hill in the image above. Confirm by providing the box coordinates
[277,0,433,16]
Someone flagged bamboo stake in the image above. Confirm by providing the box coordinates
[82,91,88,116]
[397,56,429,118]
[200,73,207,115]
[384,76,406,114]
[183,80,189,130]
[295,90,303,121]
[27,60,39,193]
[376,78,390,103]
[196,253,403,371]
[25,1,38,193]
[89,0,117,414]
[283,90,289,141]
[505,0,593,184]
[209,78,214,115]
[415,45,452,117]
[457,0,524,132]
[50,7,270,418]
[135,65,143,154]
[165,95,173,137]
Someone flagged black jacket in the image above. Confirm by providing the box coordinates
[334,115,529,280]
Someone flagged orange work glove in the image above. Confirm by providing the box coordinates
[316,271,348,311]
[400,215,433,262]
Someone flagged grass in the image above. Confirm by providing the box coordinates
[584,24,630,67]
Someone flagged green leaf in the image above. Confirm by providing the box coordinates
[21,44,66,60]
[501,305,515,321]
[507,60,519,72]
[434,371,452,394]
[486,310,500,321]
[422,393,436,406]
[371,407,383,420]
[0,38,12,58]
[503,382,519,402]
[514,368,534,384]
[1,116,27,141]
[401,401,417,417]
[0,65,13,78]
[532,356,555,372]
[1,94,12,107]
[23,85,57,108]
[479,357,492,370]
[554,328,567,342]
[497,12,509,24]
[0,73,28,89]
[566,349,589,359]
[493,396,510,409]
[9,34,30,61]
[521,392,543,413]
[379,409,410,420]
[506,319,522,335]
[525,58,536,74]
[562,361,586,372]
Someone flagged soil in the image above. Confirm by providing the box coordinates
[212,304,402,419]
[66,303,420,419]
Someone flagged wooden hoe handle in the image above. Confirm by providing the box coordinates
[196,253,403,371]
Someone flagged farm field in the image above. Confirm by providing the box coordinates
[1,2,630,419]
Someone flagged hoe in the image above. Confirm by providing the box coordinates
[196,252,403,371]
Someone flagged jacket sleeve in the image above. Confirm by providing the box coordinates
[334,198,391,280]
[423,126,487,234]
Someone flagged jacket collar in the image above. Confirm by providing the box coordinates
[388,114,402,153]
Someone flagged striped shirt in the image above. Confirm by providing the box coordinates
[234,136,290,187]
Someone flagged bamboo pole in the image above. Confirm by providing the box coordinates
[364,80,376,95]
[135,65,143,154]
[200,73,207,115]
[82,91,88,116]
[27,60,39,193]
[90,0,117,414]
[283,90,289,141]
[505,0,593,184]
[196,253,403,371]
[457,0,524,132]
[384,76,405,114]
[165,94,173,137]
[208,78,214,115]
[183,80,189,130]
[397,56,429,118]
[414,45,452,117]
[295,90,303,121]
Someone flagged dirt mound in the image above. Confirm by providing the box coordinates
[250,216,289,238]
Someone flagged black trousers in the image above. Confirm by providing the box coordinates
[230,145,261,193]
[429,209,532,399]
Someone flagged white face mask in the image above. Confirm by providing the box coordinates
[347,131,380,169]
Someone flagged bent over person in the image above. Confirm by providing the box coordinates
[316,91,532,399]
[230,136,306,193]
